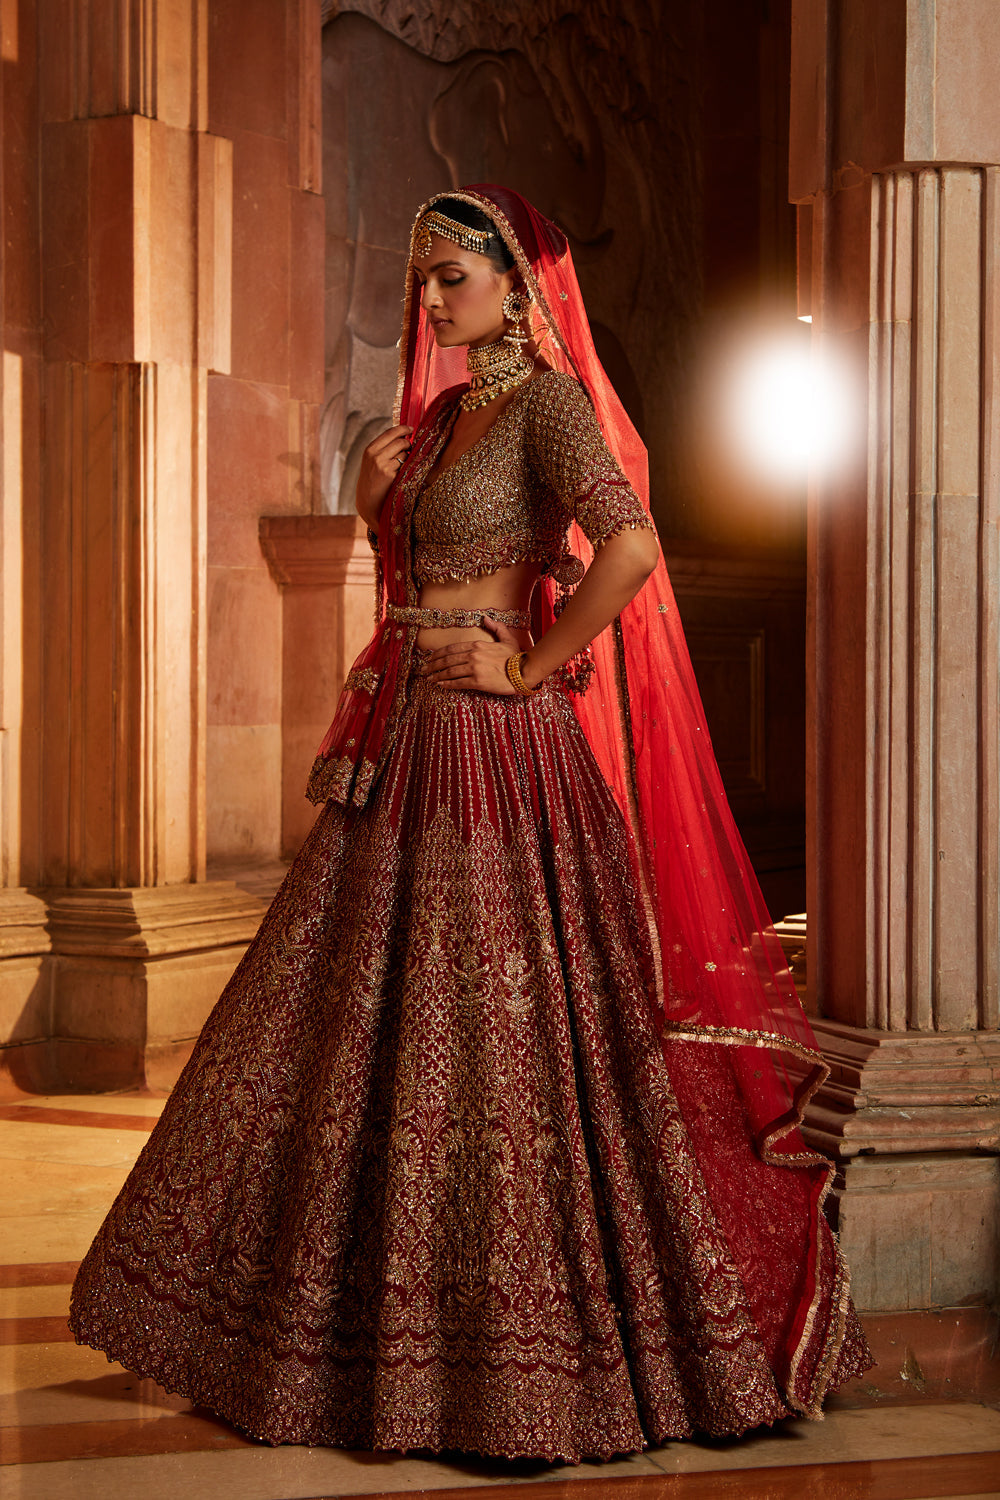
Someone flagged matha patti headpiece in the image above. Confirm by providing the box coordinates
[413,210,491,261]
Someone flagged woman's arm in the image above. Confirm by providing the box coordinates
[517,372,659,684]
[422,525,659,695]
[423,373,659,695]
[520,526,658,689]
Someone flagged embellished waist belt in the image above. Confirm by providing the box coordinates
[386,603,531,629]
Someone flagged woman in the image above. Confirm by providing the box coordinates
[69,185,872,1463]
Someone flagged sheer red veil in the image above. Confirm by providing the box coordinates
[390,185,853,1413]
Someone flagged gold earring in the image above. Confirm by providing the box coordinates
[502,288,529,323]
[502,287,532,349]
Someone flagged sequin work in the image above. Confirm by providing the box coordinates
[413,371,655,584]
[386,603,531,629]
[68,665,870,1461]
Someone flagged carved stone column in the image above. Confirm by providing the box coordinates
[791,2,1000,1309]
[1,0,49,1093]
[0,1,274,1092]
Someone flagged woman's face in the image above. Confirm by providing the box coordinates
[413,234,517,350]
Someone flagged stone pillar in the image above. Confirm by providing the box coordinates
[205,0,324,865]
[1,0,51,1092]
[791,0,1000,1310]
[259,515,374,856]
[0,0,277,1092]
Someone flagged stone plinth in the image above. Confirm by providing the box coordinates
[835,1153,1000,1314]
[807,1020,1000,1159]
[43,883,265,1092]
[0,891,53,1099]
[807,1021,1000,1310]
[769,922,1000,1311]
[0,879,268,1096]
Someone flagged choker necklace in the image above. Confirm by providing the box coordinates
[460,337,534,412]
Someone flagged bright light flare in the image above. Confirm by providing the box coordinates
[724,331,857,484]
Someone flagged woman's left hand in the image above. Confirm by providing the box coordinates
[420,616,525,694]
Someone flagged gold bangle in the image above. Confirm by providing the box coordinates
[505,651,541,696]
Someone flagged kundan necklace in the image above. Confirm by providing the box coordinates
[460,335,534,412]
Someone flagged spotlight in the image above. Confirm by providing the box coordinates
[724,327,856,483]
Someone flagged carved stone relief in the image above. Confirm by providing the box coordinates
[320,2,701,524]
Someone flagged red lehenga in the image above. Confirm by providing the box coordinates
[68,186,872,1462]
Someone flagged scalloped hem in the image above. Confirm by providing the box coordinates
[67,1308,870,1464]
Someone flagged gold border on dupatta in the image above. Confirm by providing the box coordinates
[364,395,460,797]
[659,1015,853,1416]
[396,189,585,427]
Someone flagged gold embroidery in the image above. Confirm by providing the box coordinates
[412,372,654,586]
[344,667,379,695]
[305,752,377,807]
[71,675,869,1458]
[309,373,656,810]
[386,603,530,629]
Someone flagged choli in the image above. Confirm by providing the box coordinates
[412,370,654,585]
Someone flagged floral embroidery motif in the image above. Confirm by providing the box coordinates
[70,673,870,1461]
[344,667,380,695]
[305,752,377,806]
[412,371,654,587]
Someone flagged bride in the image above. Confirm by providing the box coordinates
[69,184,872,1463]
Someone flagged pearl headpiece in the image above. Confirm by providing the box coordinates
[413,210,491,261]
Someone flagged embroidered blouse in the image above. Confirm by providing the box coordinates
[411,370,654,584]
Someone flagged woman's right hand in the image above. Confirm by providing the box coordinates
[355,424,413,530]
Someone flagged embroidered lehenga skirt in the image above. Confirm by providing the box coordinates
[69,670,869,1462]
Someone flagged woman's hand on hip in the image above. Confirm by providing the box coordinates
[420,617,525,695]
[355,424,412,529]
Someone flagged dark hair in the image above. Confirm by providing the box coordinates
[432,196,515,273]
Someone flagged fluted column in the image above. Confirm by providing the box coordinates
[0,0,270,1092]
[866,166,998,1034]
[792,1,1000,1310]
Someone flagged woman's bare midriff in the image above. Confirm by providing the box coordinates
[414,561,541,652]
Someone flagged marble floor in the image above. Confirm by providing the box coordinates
[1,1094,998,1500]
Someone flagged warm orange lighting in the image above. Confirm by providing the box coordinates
[1,0,17,62]
[797,314,813,323]
[724,329,856,483]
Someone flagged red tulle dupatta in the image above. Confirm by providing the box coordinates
[305,390,459,809]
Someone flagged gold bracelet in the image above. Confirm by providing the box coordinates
[505,651,541,696]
